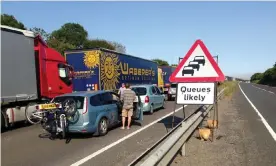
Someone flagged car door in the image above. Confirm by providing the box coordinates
[150,86,158,109]
[89,94,105,128]
[101,92,119,126]
[154,86,164,108]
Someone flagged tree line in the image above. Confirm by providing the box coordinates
[1,14,126,55]
[1,13,175,67]
[250,62,276,86]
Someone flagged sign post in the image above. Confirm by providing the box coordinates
[170,39,225,141]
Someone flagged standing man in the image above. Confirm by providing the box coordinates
[121,83,136,129]
[118,83,126,98]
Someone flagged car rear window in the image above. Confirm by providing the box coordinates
[131,87,147,96]
[52,96,85,109]
[171,84,177,88]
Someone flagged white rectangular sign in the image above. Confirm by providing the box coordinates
[176,82,215,105]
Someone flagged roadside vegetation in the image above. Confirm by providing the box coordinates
[1,13,178,67]
[1,14,125,55]
[219,81,238,97]
[250,62,276,87]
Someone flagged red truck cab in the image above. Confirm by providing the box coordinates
[34,36,73,99]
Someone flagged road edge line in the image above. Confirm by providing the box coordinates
[239,83,276,141]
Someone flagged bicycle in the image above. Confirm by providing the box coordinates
[25,98,78,139]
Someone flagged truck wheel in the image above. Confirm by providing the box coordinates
[25,102,42,124]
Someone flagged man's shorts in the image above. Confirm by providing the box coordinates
[122,108,133,117]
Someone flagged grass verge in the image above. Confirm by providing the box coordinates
[219,81,238,97]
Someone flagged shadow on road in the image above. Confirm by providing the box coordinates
[158,115,184,133]
[1,121,33,133]
[37,120,143,144]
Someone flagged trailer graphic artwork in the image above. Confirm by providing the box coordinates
[66,49,158,91]
[83,50,100,69]
[100,52,120,90]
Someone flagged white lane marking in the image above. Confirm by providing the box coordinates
[71,105,187,166]
[252,85,275,94]
[239,84,276,141]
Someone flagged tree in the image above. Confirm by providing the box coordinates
[152,59,169,66]
[83,39,115,50]
[171,64,178,67]
[274,62,276,68]
[1,14,26,30]
[111,41,126,53]
[50,23,88,48]
[47,36,75,55]
[30,27,50,41]
[250,73,263,82]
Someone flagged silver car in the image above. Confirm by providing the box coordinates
[131,84,166,114]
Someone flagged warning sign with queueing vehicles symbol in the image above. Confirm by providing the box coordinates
[169,39,225,105]
[170,39,225,83]
[182,56,205,76]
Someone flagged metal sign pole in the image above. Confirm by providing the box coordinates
[215,82,218,129]
[182,105,185,119]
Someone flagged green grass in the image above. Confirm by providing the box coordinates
[219,81,238,97]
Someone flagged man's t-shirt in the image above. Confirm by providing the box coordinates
[119,87,126,97]
[121,89,136,109]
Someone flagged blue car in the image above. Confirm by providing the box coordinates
[51,90,143,136]
[130,84,166,114]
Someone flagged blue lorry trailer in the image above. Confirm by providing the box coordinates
[65,48,158,92]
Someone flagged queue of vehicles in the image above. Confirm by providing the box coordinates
[1,25,174,135]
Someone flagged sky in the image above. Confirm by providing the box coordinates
[2,1,276,79]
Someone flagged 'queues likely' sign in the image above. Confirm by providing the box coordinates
[176,82,215,105]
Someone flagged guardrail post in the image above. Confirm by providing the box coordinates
[181,143,186,156]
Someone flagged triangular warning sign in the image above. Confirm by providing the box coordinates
[169,39,225,82]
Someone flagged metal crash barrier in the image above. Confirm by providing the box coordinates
[129,88,226,166]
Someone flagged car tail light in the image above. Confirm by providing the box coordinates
[145,96,149,103]
[83,97,88,114]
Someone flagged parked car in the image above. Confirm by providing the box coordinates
[167,83,177,101]
[51,90,143,136]
[130,84,165,114]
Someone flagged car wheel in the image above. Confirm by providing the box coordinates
[149,105,154,114]
[162,100,165,109]
[94,117,108,136]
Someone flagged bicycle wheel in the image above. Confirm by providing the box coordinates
[25,102,43,124]
[62,98,77,116]
[67,110,80,124]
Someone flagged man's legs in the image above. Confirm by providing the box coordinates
[127,109,133,129]
[121,109,127,129]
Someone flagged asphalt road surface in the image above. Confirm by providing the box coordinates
[172,82,276,166]
[1,100,201,166]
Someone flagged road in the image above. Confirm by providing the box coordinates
[1,101,201,166]
[172,82,276,166]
